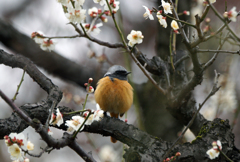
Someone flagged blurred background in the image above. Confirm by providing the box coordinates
[0,0,240,161]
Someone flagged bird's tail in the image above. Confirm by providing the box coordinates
[110,112,118,143]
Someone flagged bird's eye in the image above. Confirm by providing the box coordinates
[115,71,125,75]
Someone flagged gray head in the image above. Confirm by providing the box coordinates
[104,65,131,81]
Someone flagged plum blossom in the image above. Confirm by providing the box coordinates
[93,0,105,6]
[227,7,238,22]
[93,104,104,121]
[143,6,154,20]
[6,133,27,147]
[48,129,53,136]
[161,0,172,14]
[49,108,64,126]
[27,141,34,151]
[157,13,167,28]
[40,39,56,52]
[65,4,86,23]
[88,7,98,18]
[99,145,118,162]
[73,0,85,9]
[8,144,24,161]
[82,23,103,35]
[104,0,120,13]
[127,30,144,47]
[56,0,68,6]
[65,115,85,133]
[171,20,179,33]
[206,140,222,159]
[31,31,44,44]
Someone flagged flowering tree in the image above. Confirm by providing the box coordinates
[0,0,240,161]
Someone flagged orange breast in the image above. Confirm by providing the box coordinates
[94,77,133,116]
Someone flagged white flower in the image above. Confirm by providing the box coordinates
[8,144,24,161]
[127,30,144,47]
[82,23,103,35]
[48,129,53,136]
[206,148,220,159]
[161,0,172,14]
[216,140,222,150]
[56,0,68,5]
[228,7,238,22]
[93,0,106,6]
[157,13,167,28]
[65,5,86,23]
[24,158,30,162]
[203,0,216,5]
[40,39,56,52]
[27,141,34,151]
[49,108,64,127]
[9,133,27,147]
[73,0,85,9]
[31,31,44,44]
[171,20,179,30]
[65,116,85,133]
[143,6,154,20]
[75,9,87,23]
[85,113,94,125]
[93,109,104,122]
[99,145,118,162]
[88,7,98,18]
[206,140,222,160]
[104,0,120,13]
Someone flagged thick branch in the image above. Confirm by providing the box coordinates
[0,19,99,88]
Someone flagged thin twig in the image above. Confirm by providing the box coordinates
[12,69,26,102]
[169,30,175,71]
[70,23,124,48]
[197,49,240,55]
[162,70,221,161]
[203,33,229,70]
[38,35,80,39]
[22,146,52,158]
[219,148,234,162]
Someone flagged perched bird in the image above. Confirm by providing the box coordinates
[94,65,133,143]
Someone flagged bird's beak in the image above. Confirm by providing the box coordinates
[127,72,131,75]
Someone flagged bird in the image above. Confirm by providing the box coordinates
[94,65,133,143]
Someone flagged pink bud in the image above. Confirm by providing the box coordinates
[165,158,170,162]
[125,119,128,122]
[205,18,211,23]
[88,78,93,84]
[175,152,181,156]
[183,10,190,15]
[4,135,9,140]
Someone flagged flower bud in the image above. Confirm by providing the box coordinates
[175,152,181,156]
[88,78,93,84]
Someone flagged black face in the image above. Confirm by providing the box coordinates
[104,65,131,81]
